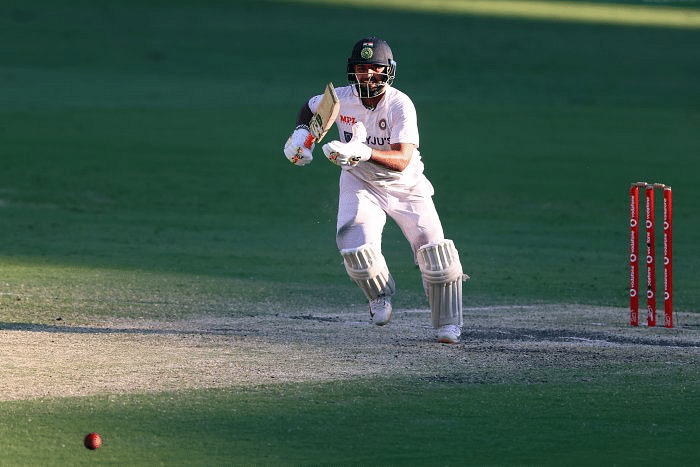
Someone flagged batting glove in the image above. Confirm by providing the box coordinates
[284,126,314,166]
[322,122,372,167]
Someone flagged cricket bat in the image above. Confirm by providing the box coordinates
[304,82,340,149]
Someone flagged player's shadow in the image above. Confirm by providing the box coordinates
[0,322,238,336]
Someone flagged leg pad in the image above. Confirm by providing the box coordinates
[341,244,395,301]
[417,240,467,328]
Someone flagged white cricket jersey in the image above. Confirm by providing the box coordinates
[309,85,433,196]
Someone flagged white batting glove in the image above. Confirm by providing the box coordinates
[322,122,372,167]
[284,126,314,166]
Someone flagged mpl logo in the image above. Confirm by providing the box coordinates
[339,115,357,126]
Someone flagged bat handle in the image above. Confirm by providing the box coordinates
[304,133,315,150]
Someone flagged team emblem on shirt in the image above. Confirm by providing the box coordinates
[378,119,387,130]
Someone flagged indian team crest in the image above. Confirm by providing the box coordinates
[361,44,374,59]
[378,119,387,130]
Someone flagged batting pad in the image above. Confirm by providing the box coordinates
[341,244,395,301]
[417,240,467,328]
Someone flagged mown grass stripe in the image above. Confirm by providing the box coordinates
[271,0,700,28]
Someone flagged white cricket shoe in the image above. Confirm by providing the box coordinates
[437,324,461,344]
[369,295,392,326]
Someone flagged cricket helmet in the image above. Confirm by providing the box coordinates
[347,36,396,98]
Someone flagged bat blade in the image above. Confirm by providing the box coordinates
[304,83,339,149]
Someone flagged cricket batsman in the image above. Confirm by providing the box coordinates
[283,36,468,343]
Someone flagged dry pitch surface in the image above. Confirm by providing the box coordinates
[2,305,700,401]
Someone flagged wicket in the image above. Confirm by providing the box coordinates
[629,182,672,328]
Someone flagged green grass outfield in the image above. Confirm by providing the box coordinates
[3,376,700,466]
[1,0,700,465]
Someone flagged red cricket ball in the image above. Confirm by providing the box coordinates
[84,432,102,450]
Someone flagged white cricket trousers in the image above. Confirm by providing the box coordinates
[335,170,445,256]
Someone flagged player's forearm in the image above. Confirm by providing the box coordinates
[296,103,313,127]
[368,143,414,172]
